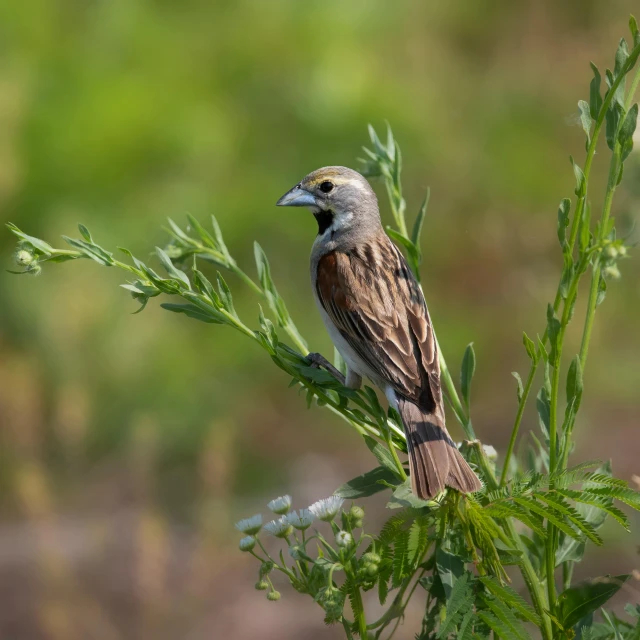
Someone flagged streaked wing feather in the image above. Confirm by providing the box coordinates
[316,237,440,410]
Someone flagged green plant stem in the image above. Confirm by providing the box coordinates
[499,47,640,488]
[351,585,368,640]
[579,147,622,370]
[475,452,553,640]
[500,361,539,485]
[384,426,408,481]
[439,348,476,440]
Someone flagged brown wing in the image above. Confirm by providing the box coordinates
[316,236,441,412]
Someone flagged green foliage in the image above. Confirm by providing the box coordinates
[7,17,640,640]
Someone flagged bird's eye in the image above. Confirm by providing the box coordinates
[319,181,334,193]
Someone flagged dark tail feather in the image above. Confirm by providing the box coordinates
[397,397,482,499]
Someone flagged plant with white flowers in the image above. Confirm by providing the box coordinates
[7,17,640,640]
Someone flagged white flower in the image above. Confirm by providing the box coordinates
[235,514,263,535]
[267,495,292,515]
[335,530,353,548]
[309,496,344,522]
[482,445,498,461]
[239,536,256,552]
[286,509,314,531]
[264,516,294,538]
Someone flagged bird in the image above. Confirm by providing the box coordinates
[276,165,482,500]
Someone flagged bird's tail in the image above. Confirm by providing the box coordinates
[396,397,482,500]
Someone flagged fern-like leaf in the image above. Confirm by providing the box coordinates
[586,486,640,510]
[483,501,547,538]
[392,529,410,588]
[558,489,630,531]
[477,610,527,640]
[512,496,583,541]
[534,492,603,544]
[481,595,532,640]
[436,573,475,639]
[479,575,541,625]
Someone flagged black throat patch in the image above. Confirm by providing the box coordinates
[314,210,335,236]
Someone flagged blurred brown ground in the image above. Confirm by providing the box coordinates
[0,1,639,638]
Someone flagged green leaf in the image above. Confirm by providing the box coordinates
[570,156,586,198]
[631,15,640,46]
[484,501,546,538]
[155,247,191,289]
[479,576,542,626]
[216,273,236,315]
[596,274,607,306]
[160,303,224,324]
[589,63,603,119]
[460,343,476,410]
[586,486,640,510]
[192,268,221,307]
[534,492,603,545]
[363,435,399,476]
[410,188,430,264]
[566,355,583,410]
[536,386,551,442]
[481,595,532,640]
[614,38,630,78]
[619,103,638,161]
[606,101,625,151]
[558,575,630,629]
[386,227,419,267]
[391,528,410,587]
[578,100,593,145]
[435,547,464,600]
[546,304,561,367]
[407,516,430,567]
[558,489,629,532]
[78,224,92,242]
[6,223,55,255]
[512,496,582,541]
[387,477,433,509]
[436,572,475,639]
[477,609,528,640]
[523,332,537,361]
[63,236,115,266]
[334,466,400,499]
[512,371,524,403]
[557,199,571,249]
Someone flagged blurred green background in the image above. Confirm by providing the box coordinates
[1,1,639,638]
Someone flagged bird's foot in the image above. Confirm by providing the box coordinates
[306,352,346,385]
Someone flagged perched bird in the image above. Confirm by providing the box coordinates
[277,166,482,500]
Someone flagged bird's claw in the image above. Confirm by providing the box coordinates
[306,352,346,385]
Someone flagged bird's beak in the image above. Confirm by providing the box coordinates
[276,184,317,208]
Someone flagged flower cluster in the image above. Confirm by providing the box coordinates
[234,493,371,620]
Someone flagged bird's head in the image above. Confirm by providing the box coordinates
[276,166,380,237]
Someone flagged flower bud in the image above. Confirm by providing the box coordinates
[604,245,618,259]
[15,249,35,266]
[482,444,498,461]
[362,552,381,565]
[335,530,353,548]
[255,580,269,591]
[288,545,304,561]
[365,563,379,577]
[267,590,281,601]
[618,245,628,257]
[604,265,621,280]
[349,505,365,520]
[239,536,256,552]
